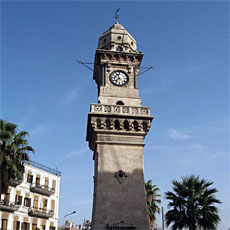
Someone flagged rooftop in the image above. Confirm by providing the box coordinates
[25,160,61,176]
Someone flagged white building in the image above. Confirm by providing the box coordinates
[0,160,61,230]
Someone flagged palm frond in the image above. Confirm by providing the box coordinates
[0,119,34,194]
[165,175,221,230]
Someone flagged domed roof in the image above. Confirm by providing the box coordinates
[97,22,137,53]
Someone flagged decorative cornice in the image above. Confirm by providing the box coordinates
[86,105,153,151]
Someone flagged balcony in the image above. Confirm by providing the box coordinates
[28,207,53,219]
[30,183,55,196]
[0,200,19,212]
[9,178,22,187]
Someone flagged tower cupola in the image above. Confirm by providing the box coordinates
[98,22,137,53]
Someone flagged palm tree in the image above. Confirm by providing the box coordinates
[0,119,34,194]
[145,180,161,229]
[165,175,221,230]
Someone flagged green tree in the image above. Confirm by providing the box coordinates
[0,119,34,194]
[145,180,161,228]
[165,175,221,230]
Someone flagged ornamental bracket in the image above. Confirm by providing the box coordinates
[114,170,128,184]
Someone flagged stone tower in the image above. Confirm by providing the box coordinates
[86,22,153,230]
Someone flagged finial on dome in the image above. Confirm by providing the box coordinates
[114,8,120,23]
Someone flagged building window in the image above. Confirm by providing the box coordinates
[43,198,48,212]
[36,177,40,187]
[42,225,46,230]
[1,219,8,230]
[116,46,123,51]
[32,224,37,230]
[15,195,22,205]
[24,197,31,207]
[27,174,33,183]
[33,196,38,211]
[52,180,56,191]
[45,177,49,190]
[105,119,111,129]
[96,119,101,129]
[4,193,10,205]
[16,221,20,230]
[115,120,120,130]
[124,120,129,130]
[51,200,55,212]
[21,222,29,230]
[49,227,55,230]
[142,122,147,132]
[116,100,124,105]
[133,121,139,131]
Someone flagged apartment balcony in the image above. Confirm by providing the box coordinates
[30,183,55,196]
[0,200,19,212]
[28,207,54,219]
[9,178,22,187]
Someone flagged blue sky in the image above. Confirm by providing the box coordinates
[1,1,229,229]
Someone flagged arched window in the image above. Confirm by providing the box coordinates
[116,101,124,105]
[106,119,111,129]
[96,119,101,129]
[142,122,147,132]
[116,46,123,51]
[115,120,120,130]
[133,121,139,131]
[124,120,129,131]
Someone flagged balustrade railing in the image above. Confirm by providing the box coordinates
[25,160,61,176]
[90,104,150,116]
[30,183,55,196]
[0,199,19,211]
[28,206,53,218]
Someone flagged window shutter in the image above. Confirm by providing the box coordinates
[2,219,8,230]
[19,196,22,205]
[52,180,56,191]
[45,177,49,189]
[51,200,55,212]
[28,198,31,207]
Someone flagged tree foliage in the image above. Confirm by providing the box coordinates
[0,119,34,194]
[165,175,221,230]
[145,180,161,227]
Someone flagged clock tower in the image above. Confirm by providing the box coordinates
[87,22,153,230]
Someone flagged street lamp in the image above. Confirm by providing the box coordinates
[63,211,77,226]
[64,210,76,219]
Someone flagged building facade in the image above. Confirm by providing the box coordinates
[0,161,61,230]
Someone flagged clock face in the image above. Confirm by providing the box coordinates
[109,71,129,86]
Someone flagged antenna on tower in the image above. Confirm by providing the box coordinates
[115,8,120,23]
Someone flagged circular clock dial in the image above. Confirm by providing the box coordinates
[109,71,129,86]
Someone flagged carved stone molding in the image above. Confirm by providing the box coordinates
[90,104,151,117]
[96,135,143,144]
[92,117,151,133]
[87,114,151,150]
